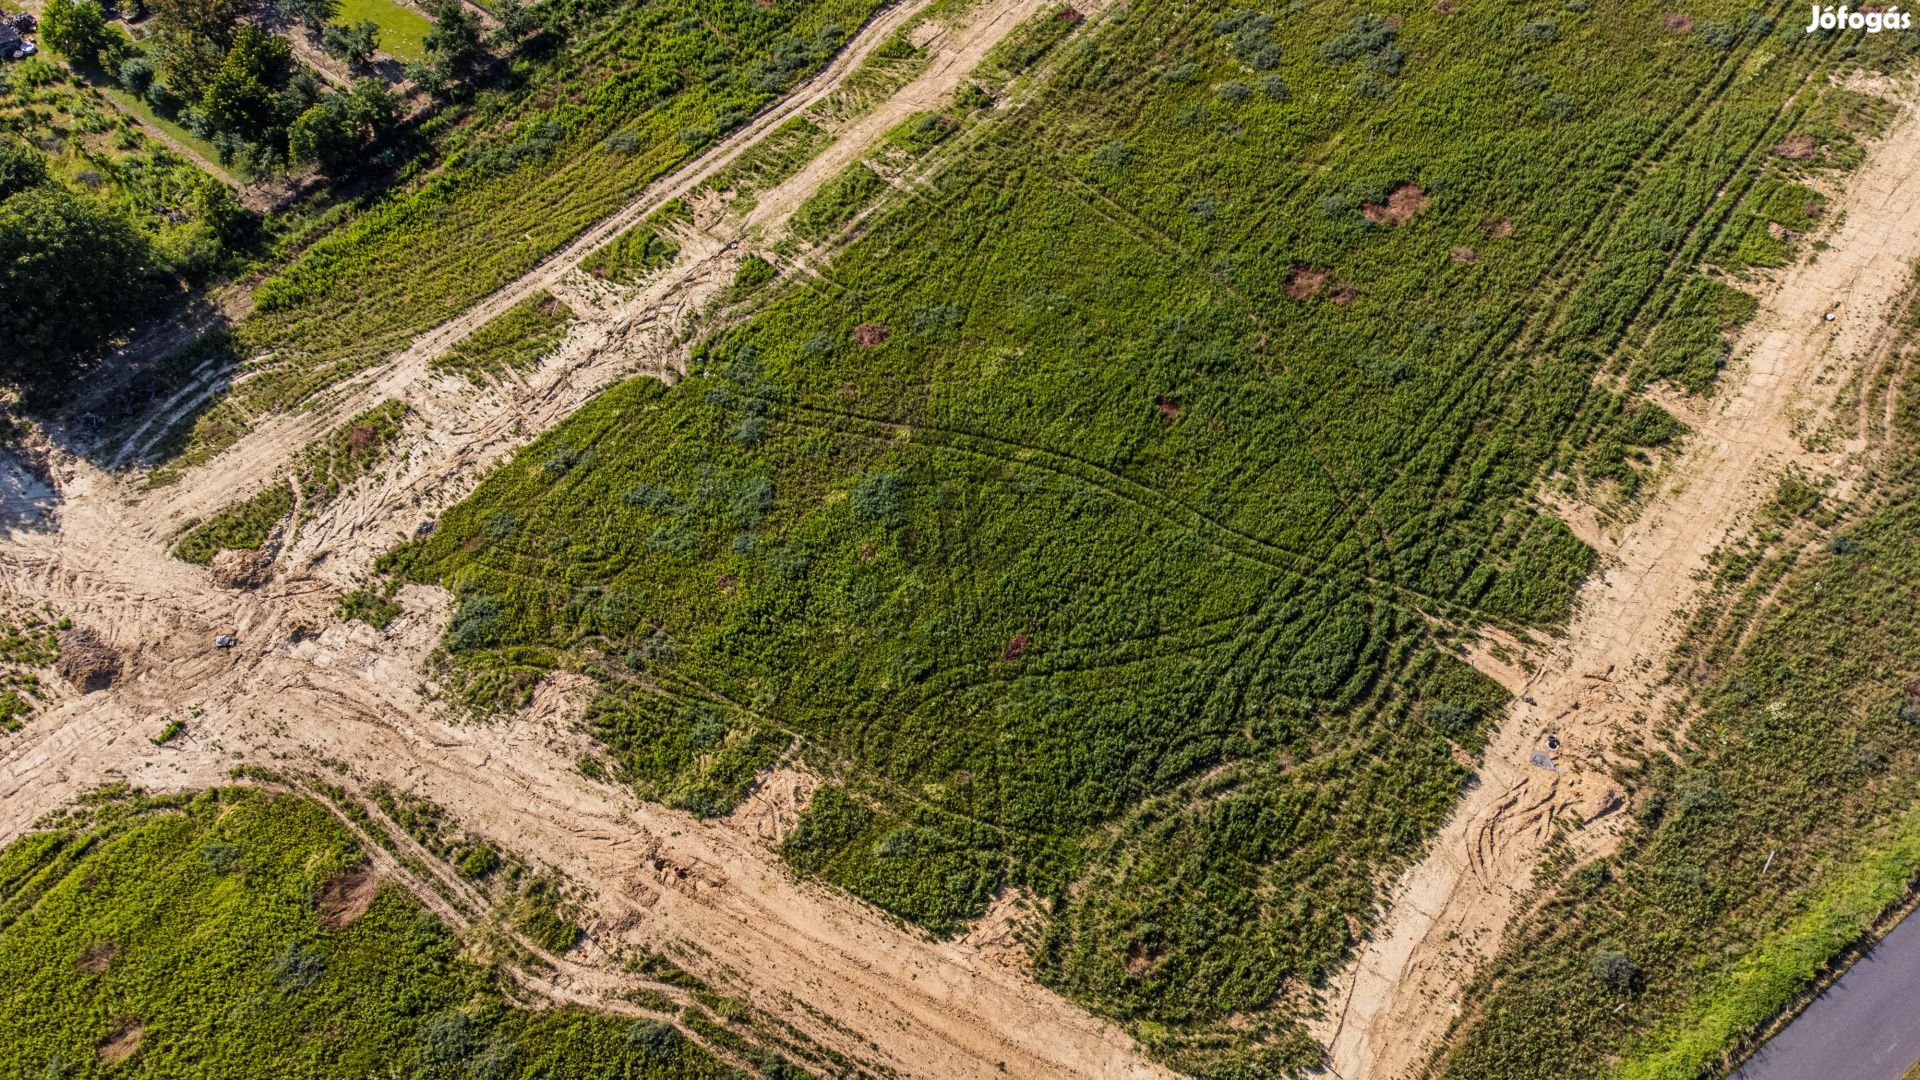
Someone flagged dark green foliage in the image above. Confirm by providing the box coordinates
[40,0,116,66]
[733,254,778,291]
[0,139,50,201]
[0,187,166,388]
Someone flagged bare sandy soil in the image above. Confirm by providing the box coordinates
[1312,89,1920,1078]
[0,2,1170,1076]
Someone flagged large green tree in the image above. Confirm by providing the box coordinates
[39,0,115,66]
[200,25,294,141]
[0,140,48,202]
[0,188,164,386]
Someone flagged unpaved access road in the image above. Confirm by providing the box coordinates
[0,0,1169,1076]
[1312,87,1920,1078]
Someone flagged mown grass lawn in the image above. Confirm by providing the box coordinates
[333,0,433,63]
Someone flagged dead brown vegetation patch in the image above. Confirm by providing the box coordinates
[1434,0,1456,13]
[210,547,272,590]
[1284,266,1327,299]
[1450,246,1479,265]
[1004,633,1029,659]
[852,322,890,347]
[317,866,379,930]
[78,941,118,973]
[1123,937,1165,976]
[1156,397,1182,419]
[1057,5,1083,22]
[1664,12,1694,31]
[98,1021,143,1066]
[1361,183,1429,227]
[1774,133,1819,160]
[56,627,120,693]
[1480,217,1515,238]
[1329,284,1360,305]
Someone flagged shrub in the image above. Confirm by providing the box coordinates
[1589,949,1638,992]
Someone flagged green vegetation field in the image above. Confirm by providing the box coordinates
[1438,294,1920,1079]
[371,0,1903,1070]
[0,784,732,1078]
[160,0,888,467]
[332,0,434,62]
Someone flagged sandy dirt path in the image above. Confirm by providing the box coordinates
[1311,90,1920,1078]
[0,2,1170,1077]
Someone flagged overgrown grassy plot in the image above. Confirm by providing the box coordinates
[384,0,1878,1071]
[0,785,731,1078]
[1439,328,1920,1080]
[434,291,576,382]
[162,0,886,467]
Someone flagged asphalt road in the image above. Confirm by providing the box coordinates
[1730,911,1920,1080]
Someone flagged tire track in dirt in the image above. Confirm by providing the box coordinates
[1312,88,1920,1080]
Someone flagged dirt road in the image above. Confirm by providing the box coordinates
[0,1,1170,1076]
[1312,90,1920,1078]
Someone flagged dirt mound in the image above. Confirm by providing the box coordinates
[1450,246,1479,265]
[56,628,119,693]
[1328,284,1360,305]
[98,1020,143,1066]
[209,547,272,590]
[724,767,819,847]
[1362,183,1429,227]
[1664,12,1695,31]
[852,322,890,347]
[1480,217,1515,238]
[1285,266,1327,299]
[318,866,380,929]
[77,941,118,972]
[1775,133,1819,160]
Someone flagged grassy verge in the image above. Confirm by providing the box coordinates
[1617,803,1920,1079]
[433,293,575,382]
[0,785,734,1077]
[786,160,885,242]
[173,400,410,564]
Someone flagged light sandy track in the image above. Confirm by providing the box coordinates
[0,2,1169,1077]
[1312,90,1920,1078]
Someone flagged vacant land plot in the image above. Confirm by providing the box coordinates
[0,785,733,1077]
[332,0,433,62]
[378,0,1884,1070]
